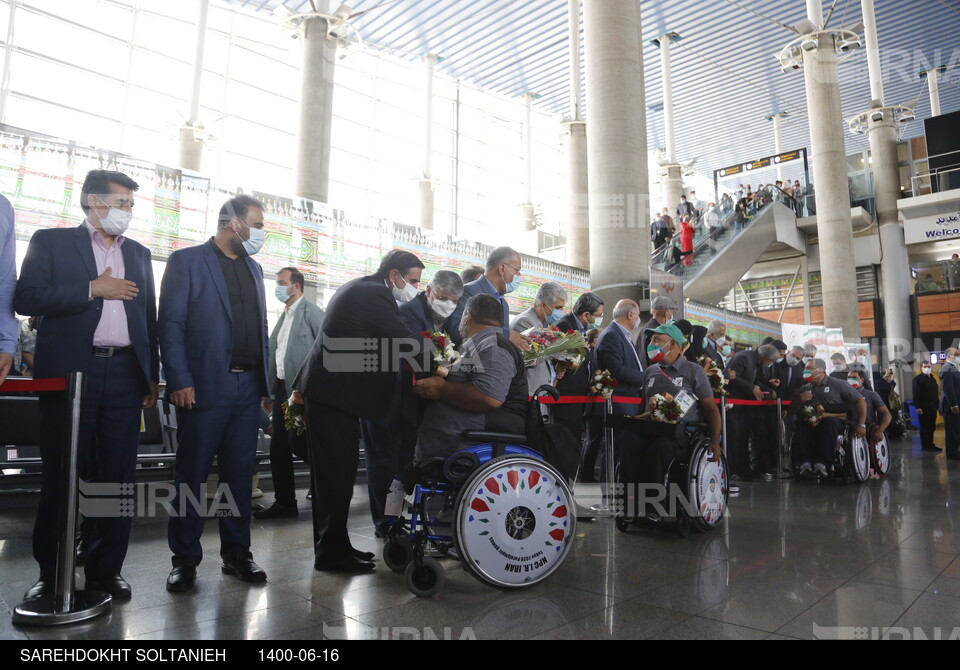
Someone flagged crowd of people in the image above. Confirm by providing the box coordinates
[1,168,959,609]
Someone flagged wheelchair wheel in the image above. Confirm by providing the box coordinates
[872,435,890,476]
[383,535,413,573]
[454,456,575,589]
[688,444,729,532]
[405,556,445,598]
[850,434,871,482]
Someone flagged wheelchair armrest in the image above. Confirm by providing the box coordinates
[462,431,528,445]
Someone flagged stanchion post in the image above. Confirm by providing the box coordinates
[776,398,788,479]
[13,371,112,626]
[721,397,728,457]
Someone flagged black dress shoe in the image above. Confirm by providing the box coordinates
[314,553,375,573]
[85,574,131,599]
[350,547,376,561]
[253,502,299,519]
[23,578,52,600]
[221,553,267,582]
[166,565,197,593]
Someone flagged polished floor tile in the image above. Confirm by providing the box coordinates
[5,431,960,639]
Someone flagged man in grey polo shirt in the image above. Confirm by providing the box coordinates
[413,294,528,462]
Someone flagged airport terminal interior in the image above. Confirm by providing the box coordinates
[3,0,960,641]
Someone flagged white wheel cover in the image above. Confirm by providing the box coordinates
[456,458,575,588]
[851,435,871,482]
[690,448,727,526]
[873,436,890,474]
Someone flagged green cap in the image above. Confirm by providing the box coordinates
[644,323,685,348]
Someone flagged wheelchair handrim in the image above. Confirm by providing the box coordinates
[689,446,728,528]
[455,456,575,588]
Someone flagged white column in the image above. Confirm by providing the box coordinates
[658,34,684,210]
[178,0,209,171]
[564,121,589,269]
[295,10,337,203]
[928,68,941,117]
[521,92,536,231]
[802,26,860,338]
[418,54,437,230]
[584,0,649,307]
[772,113,785,182]
[862,0,911,363]
[568,0,582,122]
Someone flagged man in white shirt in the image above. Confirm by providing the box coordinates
[258,267,325,519]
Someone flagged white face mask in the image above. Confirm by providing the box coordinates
[922,367,932,375]
[786,354,801,367]
[96,197,133,236]
[392,275,419,302]
[430,297,457,319]
[235,219,265,255]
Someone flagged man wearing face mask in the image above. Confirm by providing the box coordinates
[510,281,567,394]
[257,267,325,520]
[913,360,941,452]
[15,169,159,601]
[940,348,960,460]
[794,359,867,477]
[829,353,849,381]
[638,295,676,368]
[294,249,427,572]
[399,270,463,334]
[159,195,270,592]
[595,299,645,417]
[449,246,531,352]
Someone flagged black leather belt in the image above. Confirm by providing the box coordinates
[93,346,135,357]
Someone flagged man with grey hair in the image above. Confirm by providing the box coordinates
[399,269,463,334]
[704,318,727,369]
[595,299,645,416]
[638,295,677,367]
[510,281,567,394]
[724,343,781,484]
[449,246,531,352]
[459,265,484,285]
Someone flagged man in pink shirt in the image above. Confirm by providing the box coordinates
[15,169,159,601]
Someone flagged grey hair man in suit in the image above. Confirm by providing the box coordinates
[257,267,325,519]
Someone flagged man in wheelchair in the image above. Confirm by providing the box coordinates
[793,359,867,478]
[411,293,528,463]
[620,324,721,522]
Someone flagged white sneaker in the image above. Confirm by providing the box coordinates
[814,463,828,477]
[799,462,813,476]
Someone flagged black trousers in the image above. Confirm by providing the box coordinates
[35,353,144,580]
[917,405,938,449]
[305,401,361,556]
[725,405,752,478]
[944,408,960,458]
[270,378,309,507]
[794,417,845,466]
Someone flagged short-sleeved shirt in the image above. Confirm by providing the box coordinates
[641,356,713,424]
[811,377,862,412]
[416,326,521,462]
[858,388,885,426]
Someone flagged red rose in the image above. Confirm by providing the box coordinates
[567,330,575,335]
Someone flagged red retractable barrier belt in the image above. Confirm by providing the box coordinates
[0,377,67,392]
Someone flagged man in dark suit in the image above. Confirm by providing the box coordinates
[594,299,644,417]
[257,267,325,519]
[724,344,781,483]
[355,269,463,537]
[913,361,940,452]
[940,349,960,460]
[448,246,530,352]
[159,195,270,592]
[14,169,159,600]
[703,319,727,370]
[553,292,604,477]
[295,249,427,572]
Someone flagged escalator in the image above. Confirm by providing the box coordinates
[651,186,805,305]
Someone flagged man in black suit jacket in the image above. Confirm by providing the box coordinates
[913,361,940,451]
[553,293,604,471]
[295,249,427,572]
[594,299,644,417]
[940,349,960,460]
[14,170,159,600]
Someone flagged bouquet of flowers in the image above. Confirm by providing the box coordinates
[697,355,728,397]
[800,403,824,427]
[421,330,459,374]
[522,326,586,369]
[588,369,619,399]
[282,390,307,436]
[648,393,683,424]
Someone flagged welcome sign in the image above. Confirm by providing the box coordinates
[904,208,960,245]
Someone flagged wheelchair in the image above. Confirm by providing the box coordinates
[609,416,729,537]
[382,431,576,597]
[792,420,871,484]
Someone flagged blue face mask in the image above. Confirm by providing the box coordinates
[546,308,564,326]
[504,276,521,294]
[703,337,710,349]
[721,345,732,356]
[593,316,603,328]
[275,285,290,303]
